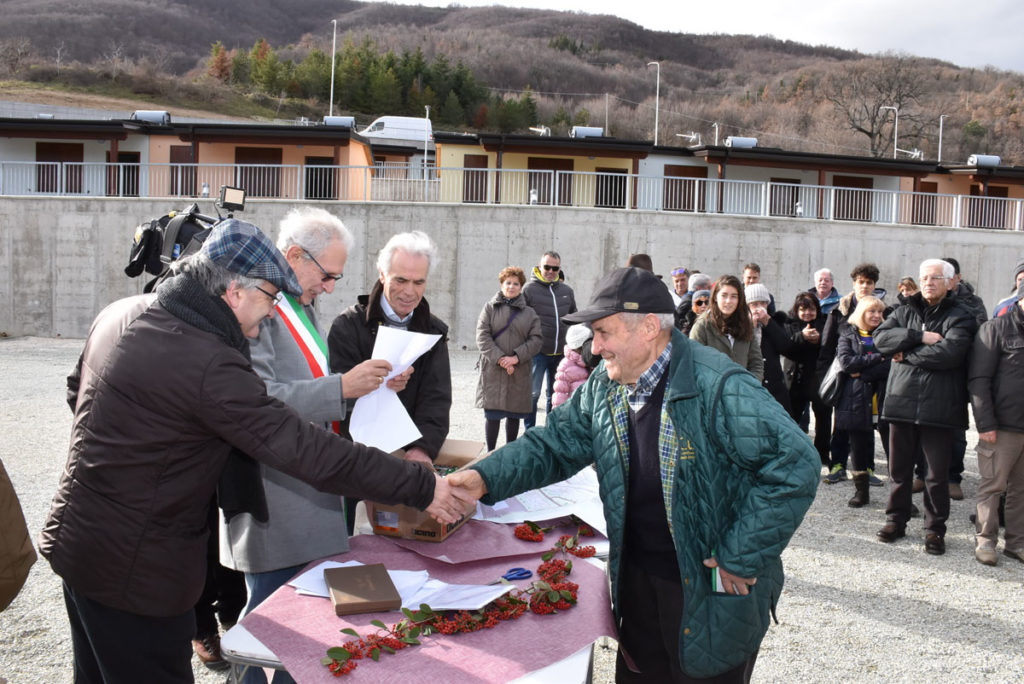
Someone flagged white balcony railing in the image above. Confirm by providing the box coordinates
[2,160,1022,231]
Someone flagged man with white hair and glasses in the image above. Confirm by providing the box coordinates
[874,259,978,555]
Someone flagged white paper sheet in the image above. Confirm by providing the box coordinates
[473,468,608,536]
[288,560,512,612]
[349,326,441,452]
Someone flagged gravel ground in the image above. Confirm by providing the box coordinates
[1,336,1022,683]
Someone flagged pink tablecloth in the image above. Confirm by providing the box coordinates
[240,534,616,683]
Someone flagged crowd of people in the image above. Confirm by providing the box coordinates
[4,205,1021,683]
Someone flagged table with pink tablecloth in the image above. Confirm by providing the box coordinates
[239,529,616,683]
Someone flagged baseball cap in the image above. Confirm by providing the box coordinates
[563,267,675,324]
[200,219,302,296]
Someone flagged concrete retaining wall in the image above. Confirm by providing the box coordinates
[2,197,1022,347]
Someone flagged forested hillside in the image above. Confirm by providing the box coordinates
[2,0,1023,163]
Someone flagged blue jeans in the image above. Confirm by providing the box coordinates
[526,353,562,429]
[241,565,305,684]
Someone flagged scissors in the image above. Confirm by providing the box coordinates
[489,567,532,584]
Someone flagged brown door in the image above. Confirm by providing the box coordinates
[595,168,627,208]
[235,147,283,198]
[36,142,83,194]
[169,145,196,197]
[911,181,938,225]
[663,165,706,212]
[967,184,1009,229]
[105,151,140,197]
[304,156,336,200]
[832,175,873,222]
[528,157,574,206]
[769,178,800,216]
[463,154,488,203]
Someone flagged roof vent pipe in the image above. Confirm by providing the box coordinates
[968,154,1001,167]
[725,136,758,149]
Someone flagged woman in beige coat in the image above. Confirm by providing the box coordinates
[476,266,543,451]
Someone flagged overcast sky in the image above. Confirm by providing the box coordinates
[371,0,1024,73]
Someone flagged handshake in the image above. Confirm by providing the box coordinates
[424,469,489,524]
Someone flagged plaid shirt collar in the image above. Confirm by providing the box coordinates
[627,342,672,412]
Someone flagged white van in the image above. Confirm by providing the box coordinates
[358,116,433,142]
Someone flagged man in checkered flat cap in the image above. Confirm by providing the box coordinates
[38,219,473,683]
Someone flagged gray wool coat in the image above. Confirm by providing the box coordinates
[220,306,349,574]
[475,292,543,414]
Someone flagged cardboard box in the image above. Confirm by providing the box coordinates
[366,438,485,542]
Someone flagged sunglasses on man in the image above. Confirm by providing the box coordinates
[542,265,561,272]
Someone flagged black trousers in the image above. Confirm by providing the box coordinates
[615,558,757,684]
[194,500,246,637]
[887,422,954,536]
[63,582,196,684]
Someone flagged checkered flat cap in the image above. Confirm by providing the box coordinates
[201,219,302,296]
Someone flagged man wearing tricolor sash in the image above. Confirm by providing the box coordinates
[221,209,412,684]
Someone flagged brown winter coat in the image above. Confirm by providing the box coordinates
[0,456,36,612]
[475,292,543,413]
[39,291,436,618]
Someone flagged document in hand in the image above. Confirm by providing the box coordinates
[349,326,441,453]
[323,563,403,616]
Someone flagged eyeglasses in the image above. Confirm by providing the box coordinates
[302,247,343,283]
[255,286,283,305]
[694,299,709,307]
[542,264,561,272]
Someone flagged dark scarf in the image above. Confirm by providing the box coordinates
[157,274,268,523]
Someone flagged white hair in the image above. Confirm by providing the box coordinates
[377,231,438,277]
[814,268,833,281]
[277,207,353,255]
[621,312,675,331]
[688,273,713,292]
[920,259,955,279]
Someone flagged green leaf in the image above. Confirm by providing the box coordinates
[535,580,551,591]
[525,520,541,532]
[547,590,559,602]
[541,551,554,561]
[402,607,416,620]
[382,645,396,654]
[401,636,421,645]
[370,619,387,629]
[370,647,380,661]
[326,647,351,661]
[566,560,573,573]
[419,603,435,615]
[565,536,576,549]
[560,590,574,600]
[409,627,421,638]
[340,628,359,637]
[321,657,334,666]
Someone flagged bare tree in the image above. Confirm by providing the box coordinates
[0,38,32,76]
[823,55,929,157]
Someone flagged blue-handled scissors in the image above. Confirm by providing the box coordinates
[489,567,532,584]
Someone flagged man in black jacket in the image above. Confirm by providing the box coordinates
[874,259,978,555]
[327,231,452,531]
[967,282,1024,566]
[522,251,577,428]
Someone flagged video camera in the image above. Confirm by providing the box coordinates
[125,186,247,291]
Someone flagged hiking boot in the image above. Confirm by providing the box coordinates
[949,482,964,500]
[924,533,946,555]
[975,544,998,566]
[824,465,847,484]
[866,469,884,487]
[192,634,230,671]
[877,522,906,543]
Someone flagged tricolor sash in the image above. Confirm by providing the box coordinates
[275,293,341,433]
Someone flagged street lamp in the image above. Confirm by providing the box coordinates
[938,114,948,162]
[880,106,898,159]
[329,19,337,117]
[647,61,660,146]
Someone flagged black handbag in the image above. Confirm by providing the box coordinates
[818,356,845,407]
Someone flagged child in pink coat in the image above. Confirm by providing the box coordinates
[552,324,595,408]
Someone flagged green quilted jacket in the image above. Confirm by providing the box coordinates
[473,329,819,678]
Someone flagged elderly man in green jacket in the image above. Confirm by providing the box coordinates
[449,267,819,682]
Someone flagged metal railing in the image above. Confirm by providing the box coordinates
[2,160,1021,231]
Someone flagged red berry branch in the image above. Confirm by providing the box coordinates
[321,523,593,677]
